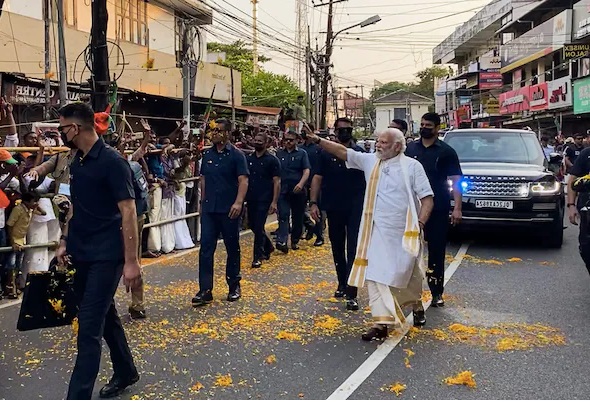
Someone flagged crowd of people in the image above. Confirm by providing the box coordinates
[0,97,466,399]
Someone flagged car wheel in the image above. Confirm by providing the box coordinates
[544,212,564,249]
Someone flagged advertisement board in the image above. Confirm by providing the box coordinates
[501,10,572,72]
[574,76,590,114]
[499,87,530,114]
[547,77,572,110]
[479,72,503,89]
[529,82,549,111]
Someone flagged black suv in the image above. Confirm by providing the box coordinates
[443,128,565,248]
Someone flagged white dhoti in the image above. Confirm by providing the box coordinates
[173,194,194,250]
[160,197,176,254]
[148,186,163,252]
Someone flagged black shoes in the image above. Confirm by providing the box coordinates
[314,239,324,247]
[251,260,262,268]
[362,326,388,341]
[227,286,241,302]
[334,289,346,298]
[191,289,213,307]
[291,242,300,250]
[431,294,445,307]
[413,309,426,327]
[128,307,147,320]
[99,373,140,398]
[276,242,289,254]
[346,298,359,311]
[305,230,314,241]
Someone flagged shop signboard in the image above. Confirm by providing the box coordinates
[574,76,590,114]
[3,81,86,106]
[529,82,549,112]
[456,105,471,123]
[499,87,530,114]
[479,72,503,89]
[563,44,590,60]
[501,10,572,73]
[479,53,501,71]
[547,77,572,110]
[573,0,590,40]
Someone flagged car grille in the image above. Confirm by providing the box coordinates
[465,181,527,197]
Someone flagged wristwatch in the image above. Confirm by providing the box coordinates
[567,203,576,207]
[309,201,318,206]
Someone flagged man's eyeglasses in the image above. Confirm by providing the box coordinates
[284,138,296,143]
[57,124,78,134]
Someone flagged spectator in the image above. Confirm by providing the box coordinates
[541,136,554,158]
[7,192,46,293]
[172,152,195,250]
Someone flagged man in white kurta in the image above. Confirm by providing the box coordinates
[307,128,434,341]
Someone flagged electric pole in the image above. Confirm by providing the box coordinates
[182,20,191,137]
[320,0,334,129]
[56,0,68,106]
[43,0,51,118]
[252,0,259,74]
[90,0,110,112]
[305,25,311,123]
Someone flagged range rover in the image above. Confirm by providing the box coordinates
[443,128,565,248]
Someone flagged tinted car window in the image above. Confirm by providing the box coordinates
[444,131,545,166]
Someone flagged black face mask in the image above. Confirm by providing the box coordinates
[336,127,353,143]
[60,131,78,149]
[420,127,436,139]
[254,144,265,152]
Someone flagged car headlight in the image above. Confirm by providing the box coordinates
[530,181,560,194]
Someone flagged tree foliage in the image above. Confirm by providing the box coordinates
[370,66,451,101]
[207,41,303,108]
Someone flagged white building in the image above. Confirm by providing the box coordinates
[374,90,434,135]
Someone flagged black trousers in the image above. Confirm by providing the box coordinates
[424,210,449,297]
[326,207,362,299]
[247,200,274,261]
[67,260,136,400]
[579,210,590,275]
[277,190,307,245]
[198,212,241,291]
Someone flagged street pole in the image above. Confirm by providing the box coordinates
[314,42,320,127]
[43,0,51,119]
[252,0,259,74]
[320,0,334,129]
[230,69,236,129]
[90,0,110,112]
[182,21,191,139]
[56,0,68,106]
[305,25,311,123]
[361,85,367,136]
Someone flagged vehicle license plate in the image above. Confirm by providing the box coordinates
[475,200,513,209]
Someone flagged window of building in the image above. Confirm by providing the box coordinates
[116,0,147,46]
[393,108,407,120]
[64,0,77,27]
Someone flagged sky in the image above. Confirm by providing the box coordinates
[205,0,492,96]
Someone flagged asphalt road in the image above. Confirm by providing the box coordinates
[1,220,589,400]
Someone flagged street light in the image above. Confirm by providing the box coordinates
[332,14,381,43]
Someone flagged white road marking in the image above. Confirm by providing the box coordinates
[327,242,471,400]
[0,220,278,311]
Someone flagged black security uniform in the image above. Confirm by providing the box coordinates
[406,139,462,297]
[246,151,280,261]
[570,147,590,274]
[301,141,325,241]
[276,146,311,246]
[66,139,138,399]
[317,145,366,298]
[199,144,249,292]
[566,144,585,174]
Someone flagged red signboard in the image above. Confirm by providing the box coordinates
[479,72,503,89]
[499,87,530,114]
[528,82,549,111]
[456,105,471,123]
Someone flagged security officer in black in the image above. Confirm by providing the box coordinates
[310,117,365,310]
[246,132,280,268]
[276,129,311,253]
[406,112,462,308]
[568,147,590,275]
[301,129,325,246]
[192,119,249,306]
[56,103,141,399]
